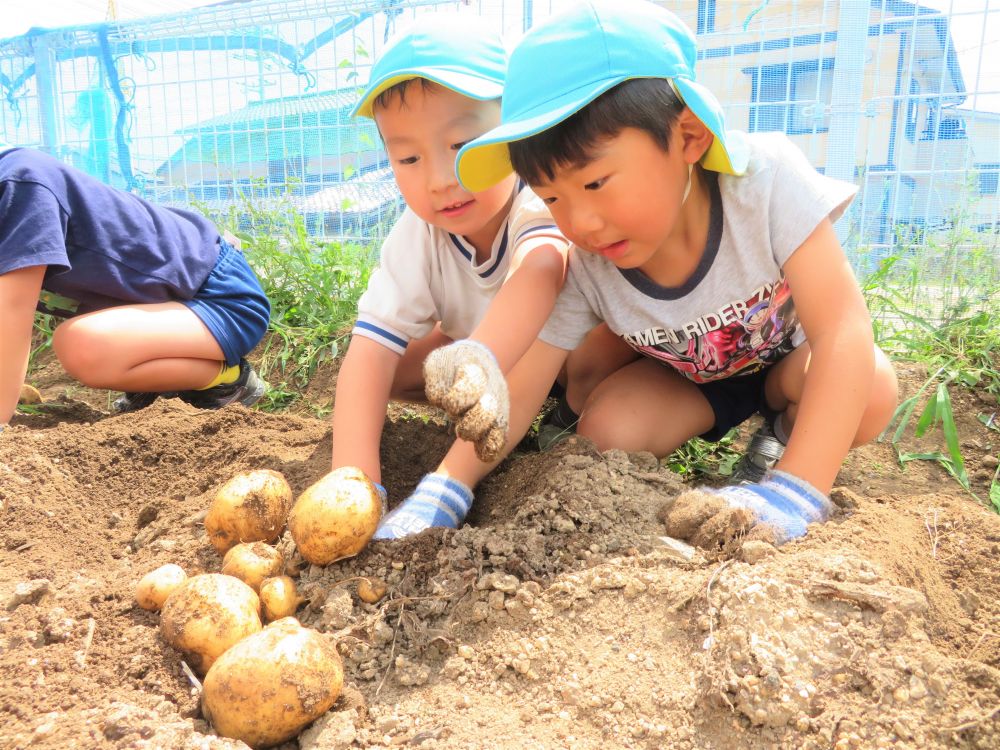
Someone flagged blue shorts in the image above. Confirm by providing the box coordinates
[696,366,779,442]
[184,239,270,366]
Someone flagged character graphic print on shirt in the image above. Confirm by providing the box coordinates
[622,279,798,383]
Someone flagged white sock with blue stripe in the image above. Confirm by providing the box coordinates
[373,473,474,540]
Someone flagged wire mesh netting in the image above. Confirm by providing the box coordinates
[2,0,997,319]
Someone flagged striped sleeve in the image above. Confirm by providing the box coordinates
[353,209,439,354]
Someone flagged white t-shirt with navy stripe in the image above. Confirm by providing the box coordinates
[354,185,561,355]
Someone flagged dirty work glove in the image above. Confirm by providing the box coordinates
[662,470,833,548]
[372,473,473,540]
[423,340,509,462]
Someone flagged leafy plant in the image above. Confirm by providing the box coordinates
[198,186,383,410]
[664,430,741,480]
[863,231,999,506]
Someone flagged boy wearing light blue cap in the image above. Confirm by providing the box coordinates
[330,16,568,539]
[448,0,899,545]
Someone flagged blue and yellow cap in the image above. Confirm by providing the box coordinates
[352,15,507,120]
[456,0,749,192]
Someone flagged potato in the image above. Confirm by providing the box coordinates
[201,617,344,748]
[18,383,42,405]
[135,564,187,611]
[288,467,382,565]
[357,577,387,604]
[221,542,284,591]
[205,469,293,554]
[259,576,303,622]
[160,573,262,674]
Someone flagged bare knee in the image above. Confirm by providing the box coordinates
[853,356,899,446]
[53,319,116,386]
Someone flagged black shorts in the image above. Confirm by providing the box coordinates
[696,367,778,442]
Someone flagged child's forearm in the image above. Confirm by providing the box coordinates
[471,241,567,372]
[0,266,46,424]
[437,339,568,488]
[331,336,400,483]
[778,317,875,493]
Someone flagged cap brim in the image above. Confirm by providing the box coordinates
[353,70,504,119]
[672,78,748,175]
[457,78,623,192]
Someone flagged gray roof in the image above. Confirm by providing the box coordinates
[178,89,361,132]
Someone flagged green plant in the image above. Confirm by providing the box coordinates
[198,186,382,410]
[862,231,999,506]
[664,430,741,480]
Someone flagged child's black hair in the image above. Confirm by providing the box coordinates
[509,78,685,185]
[372,77,438,113]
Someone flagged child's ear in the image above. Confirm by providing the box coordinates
[675,108,714,163]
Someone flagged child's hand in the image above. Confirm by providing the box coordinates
[661,470,833,549]
[372,473,473,540]
[424,340,509,462]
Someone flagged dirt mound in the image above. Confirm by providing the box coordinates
[1,394,999,749]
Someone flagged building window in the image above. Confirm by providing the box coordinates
[744,59,834,134]
[697,0,716,34]
[978,164,999,196]
[905,79,920,143]
[921,106,967,141]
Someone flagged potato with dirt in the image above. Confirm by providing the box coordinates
[205,469,293,554]
[288,466,382,565]
[134,563,187,611]
[258,575,304,621]
[159,573,262,674]
[201,616,344,748]
[221,541,284,591]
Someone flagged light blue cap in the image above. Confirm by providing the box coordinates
[457,0,749,191]
[352,15,507,119]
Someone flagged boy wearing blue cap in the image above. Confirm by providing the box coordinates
[445,0,898,545]
[0,146,270,429]
[330,16,568,538]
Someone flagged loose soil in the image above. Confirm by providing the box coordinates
[2,357,999,750]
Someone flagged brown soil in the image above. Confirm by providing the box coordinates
[2,357,999,750]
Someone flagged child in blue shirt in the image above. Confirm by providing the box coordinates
[0,146,270,428]
[435,0,899,545]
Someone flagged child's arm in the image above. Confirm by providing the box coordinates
[330,335,401,485]
[374,338,569,539]
[0,265,46,425]
[421,237,568,460]
[775,218,875,493]
[471,236,569,371]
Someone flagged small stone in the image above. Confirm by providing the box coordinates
[741,540,777,564]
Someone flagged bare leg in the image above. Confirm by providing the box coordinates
[564,322,640,412]
[578,357,715,457]
[52,302,227,391]
[764,342,898,446]
[389,324,454,402]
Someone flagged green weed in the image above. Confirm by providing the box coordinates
[664,431,742,480]
[863,234,999,506]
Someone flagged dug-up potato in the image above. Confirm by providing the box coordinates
[201,617,344,749]
[288,466,382,565]
[205,469,293,554]
[259,576,304,622]
[221,542,284,591]
[135,563,188,611]
[160,573,262,674]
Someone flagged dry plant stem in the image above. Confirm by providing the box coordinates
[705,559,734,649]
[942,704,1000,733]
[375,602,402,699]
[181,660,203,692]
[924,508,940,558]
[75,617,95,667]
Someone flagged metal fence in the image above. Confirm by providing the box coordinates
[2,0,998,307]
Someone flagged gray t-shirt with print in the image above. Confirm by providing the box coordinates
[539,132,858,383]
